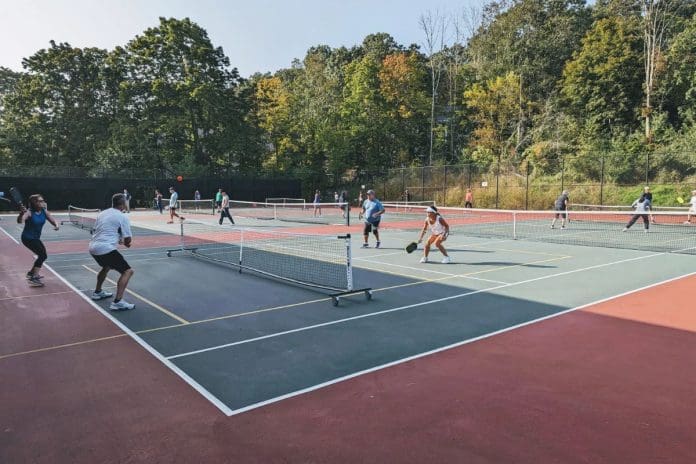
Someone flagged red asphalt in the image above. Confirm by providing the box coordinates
[1,227,695,463]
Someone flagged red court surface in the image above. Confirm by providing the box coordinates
[1,227,695,463]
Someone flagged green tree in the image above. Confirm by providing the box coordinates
[562,17,644,136]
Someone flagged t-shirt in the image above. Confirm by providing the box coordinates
[22,209,46,240]
[632,198,650,212]
[195,191,201,200]
[215,192,222,202]
[124,191,131,201]
[169,191,179,208]
[89,208,132,256]
[554,193,569,210]
[221,194,229,208]
[362,199,384,224]
[314,194,321,204]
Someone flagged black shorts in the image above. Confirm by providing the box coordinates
[363,221,380,234]
[92,250,131,274]
[554,209,567,219]
[216,201,222,207]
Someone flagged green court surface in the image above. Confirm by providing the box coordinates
[8,212,694,415]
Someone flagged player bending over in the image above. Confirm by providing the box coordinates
[418,206,451,264]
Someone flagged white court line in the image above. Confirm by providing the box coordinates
[167,249,676,361]
[353,257,511,284]
[0,226,234,416]
[226,268,696,416]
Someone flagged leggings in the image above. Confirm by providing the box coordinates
[626,214,649,229]
[21,237,48,269]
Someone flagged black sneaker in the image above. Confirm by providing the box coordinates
[362,243,369,248]
[28,276,44,287]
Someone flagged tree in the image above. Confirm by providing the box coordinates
[562,17,644,136]
[420,10,447,165]
[0,42,114,167]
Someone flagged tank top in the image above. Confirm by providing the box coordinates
[22,209,47,240]
[428,215,446,235]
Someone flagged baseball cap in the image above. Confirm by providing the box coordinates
[367,189,375,195]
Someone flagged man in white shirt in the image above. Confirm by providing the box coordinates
[167,186,185,224]
[89,193,135,311]
[218,190,234,225]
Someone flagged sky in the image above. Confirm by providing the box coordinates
[0,0,482,77]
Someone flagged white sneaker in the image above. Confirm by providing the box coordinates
[622,228,628,232]
[109,300,135,311]
[441,256,451,264]
[420,256,428,263]
[92,290,113,300]
[644,229,649,233]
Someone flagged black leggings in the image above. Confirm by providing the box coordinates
[626,214,649,229]
[21,237,47,269]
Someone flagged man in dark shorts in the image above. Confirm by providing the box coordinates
[89,193,135,311]
[362,189,385,248]
[550,190,569,229]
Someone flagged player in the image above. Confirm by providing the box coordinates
[218,190,235,225]
[167,186,185,224]
[550,190,569,229]
[417,206,451,264]
[17,194,59,287]
[89,193,135,310]
[362,189,384,248]
[465,188,473,208]
[623,196,650,232]
[313,190,322,217]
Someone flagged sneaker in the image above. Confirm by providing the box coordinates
[28,276,44,287]
[441,256,451,264]
[550,225,555,229]
[622,228,628,232]
[92,290,113,300]
[560,225,565,229]
[375,241,381,249]
[420,256,428,263]
[362,243,370,248]
[644,229,650,233]
[684,221,691,224]
[26,272,44,280]
[110,300,135,311]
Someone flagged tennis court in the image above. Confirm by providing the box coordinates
[2,205,696,463]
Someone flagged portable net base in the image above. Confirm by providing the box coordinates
[166,222,371,306]
[61,205,100,233]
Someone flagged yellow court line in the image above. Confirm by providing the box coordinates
[81,265,190,324]
[137,296,333,334]
[0,290,76,302]
[0,334,128,361]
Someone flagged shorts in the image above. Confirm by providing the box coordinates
[363,221,380,234]
[554,209,567,219]
[216,201,222,207]
[91,250,131,274]
[170,206,177,211]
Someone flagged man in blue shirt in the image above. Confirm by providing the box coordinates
[362,189,384,248]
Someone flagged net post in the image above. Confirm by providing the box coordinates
[180,221,184,249]
[512,212,517,239]
[344,234,354,291]
[346,203,351,227]
[239,228,244,273]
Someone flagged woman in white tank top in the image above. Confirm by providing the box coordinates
[417,206,451,263]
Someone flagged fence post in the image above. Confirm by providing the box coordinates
[443,165,448,206]
[599,153,605,206]
[401,168,405,198]
[560,154,565,192]
[421,166,425,201]
[645,152,650,186]
[495,153,501,209]
[525,163,530,210]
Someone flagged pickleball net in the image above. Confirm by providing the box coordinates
[62,205,100,233]
[379,203,696,255]
[166,222,371,304]
[177,199,350,225]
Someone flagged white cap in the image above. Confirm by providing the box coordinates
[425,206,437,213]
